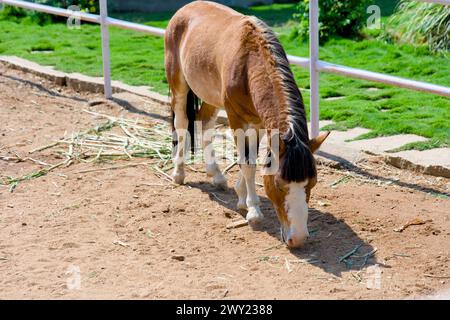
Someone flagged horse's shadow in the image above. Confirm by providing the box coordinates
[187,181,381,277]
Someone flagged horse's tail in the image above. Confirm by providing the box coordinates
[186,89,199,154]
[171,89,199,155]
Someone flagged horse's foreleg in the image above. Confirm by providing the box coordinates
[227,111,263,222]
[234,171,247,210]
[199,103,227,188]
[172,91,189,185]
[240,164,264,223]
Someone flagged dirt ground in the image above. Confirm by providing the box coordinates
[1,66,449,300]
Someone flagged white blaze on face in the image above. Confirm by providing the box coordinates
[284,180,309,243]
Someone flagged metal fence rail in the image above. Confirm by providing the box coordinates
[1,0,449,137]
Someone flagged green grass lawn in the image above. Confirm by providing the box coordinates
[0,3,448,150]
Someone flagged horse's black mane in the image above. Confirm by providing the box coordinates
[280,133,317,183]
[252,17,316,182]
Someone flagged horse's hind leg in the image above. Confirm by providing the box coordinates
[198,102,227,188]
[171,84,190,185]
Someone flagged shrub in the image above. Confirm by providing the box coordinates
[383,0,449,54]
[32,1,99,13]
[0,5,27,23]
[291,0,370,42]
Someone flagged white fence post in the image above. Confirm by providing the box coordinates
[309,0,320,138]
[99,0,112,99]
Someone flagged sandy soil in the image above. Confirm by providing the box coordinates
[1,66,449,300]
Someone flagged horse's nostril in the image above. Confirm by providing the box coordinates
[286,236,306,248]
[287,238,295,247]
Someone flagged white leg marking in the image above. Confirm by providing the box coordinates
[172,93,188,185]
[202,115,227,188]
[234,172,247,210]
[241,164,263,223]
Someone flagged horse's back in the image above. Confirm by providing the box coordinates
[166,1,243,56]
[165,1,249,106]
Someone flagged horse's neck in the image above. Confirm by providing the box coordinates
[247,55,290,135]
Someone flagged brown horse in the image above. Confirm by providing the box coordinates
[164,1,329,248]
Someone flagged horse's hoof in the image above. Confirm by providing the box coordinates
[246,207,264,224]
[172,172,185,185]
[206,164,220,177]
[237,201,247,210]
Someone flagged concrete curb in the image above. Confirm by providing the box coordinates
[382,153,450,179]
[0,56,170,105]
[1,55,448,178]
[0,56,230,125]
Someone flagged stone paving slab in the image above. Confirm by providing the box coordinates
[1,55,448,178]
[324,127,371,143]
[318,131,449,177]
[389,148,450,168]
[384,148,450,178]
[346,134,428,154]
[317,142,365,164]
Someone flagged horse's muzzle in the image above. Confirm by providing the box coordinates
[281,226,307,248]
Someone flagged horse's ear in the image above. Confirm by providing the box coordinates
[309,131,330,153]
